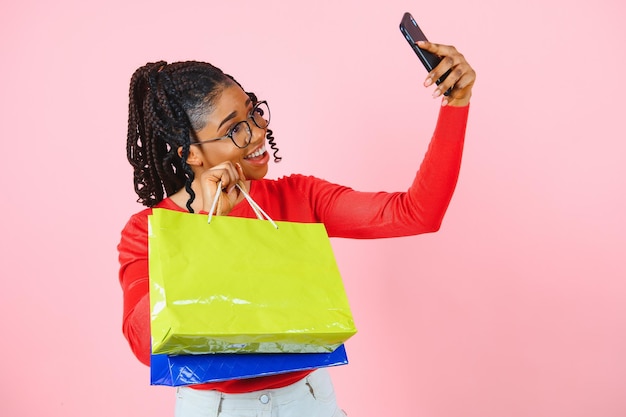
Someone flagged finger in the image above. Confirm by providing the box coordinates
[444,64,476,95]
[417,42,466,80]
[416,41,458,58]
[430,52,467,83]
[432,63,465,98]
[224,182,241,207]
[222,166,239,192]
[211,163,241,186]
[234,162,247,182]
[202,170,230,191]
[452,69,476,94]
[433,58,475,96]
[442,71,476,106]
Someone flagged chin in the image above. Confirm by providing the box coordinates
[246,167,269,181]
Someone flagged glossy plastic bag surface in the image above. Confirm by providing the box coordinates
[148,208,357,355]
[150,345,349,386]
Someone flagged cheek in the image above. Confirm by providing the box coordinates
[204,146,245,168]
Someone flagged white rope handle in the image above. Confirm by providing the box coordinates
[235,183,278,229]
[206,180,222,224]
[207,181,278,229]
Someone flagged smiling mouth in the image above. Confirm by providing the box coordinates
[244,145,266,159]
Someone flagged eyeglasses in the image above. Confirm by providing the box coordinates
[191,100,270,149]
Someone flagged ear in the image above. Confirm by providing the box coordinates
[178,145,204,167]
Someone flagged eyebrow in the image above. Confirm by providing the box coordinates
[217,98,252,130]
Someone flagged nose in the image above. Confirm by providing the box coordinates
[248,120,266,145]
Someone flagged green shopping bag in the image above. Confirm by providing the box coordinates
[148,184,357,355]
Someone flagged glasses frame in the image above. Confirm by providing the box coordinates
[191,100,270,149]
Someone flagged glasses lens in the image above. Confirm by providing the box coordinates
[251,101,270,129]
[231,121,252,148]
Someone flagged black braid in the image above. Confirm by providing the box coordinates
[127,61,282,211]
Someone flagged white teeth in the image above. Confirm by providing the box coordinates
[245,145,266,159]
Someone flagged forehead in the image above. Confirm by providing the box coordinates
[207,85,250,119]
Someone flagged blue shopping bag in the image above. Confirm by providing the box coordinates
[151,345,349,386]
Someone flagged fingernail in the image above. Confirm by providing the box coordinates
[424,78,433,87]
[441,98,448,107]
[432,89,441,98]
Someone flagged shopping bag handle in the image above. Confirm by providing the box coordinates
[208,180,278,229]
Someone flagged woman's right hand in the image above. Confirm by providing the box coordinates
[199,162,247,215]
[417,41,476,107]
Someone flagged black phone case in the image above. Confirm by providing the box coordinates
[399,12,451,95]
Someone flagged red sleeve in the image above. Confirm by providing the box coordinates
[117,209,152,366]
[299,104,469,238]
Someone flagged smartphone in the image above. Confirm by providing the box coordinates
[399,12,451,95]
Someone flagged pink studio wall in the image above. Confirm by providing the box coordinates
[1,0,624,416]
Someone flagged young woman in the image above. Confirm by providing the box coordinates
[118,41,475,417]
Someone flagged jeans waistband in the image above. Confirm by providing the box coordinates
[176,369,326,410]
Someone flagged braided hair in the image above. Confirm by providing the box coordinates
[126,61,281,212]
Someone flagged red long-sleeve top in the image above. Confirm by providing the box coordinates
[118,104,469,393]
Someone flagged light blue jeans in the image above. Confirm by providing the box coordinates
[174,369,347,417]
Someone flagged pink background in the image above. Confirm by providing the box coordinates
[1,0,625,416]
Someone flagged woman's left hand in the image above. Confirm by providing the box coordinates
[417,41,476,107]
